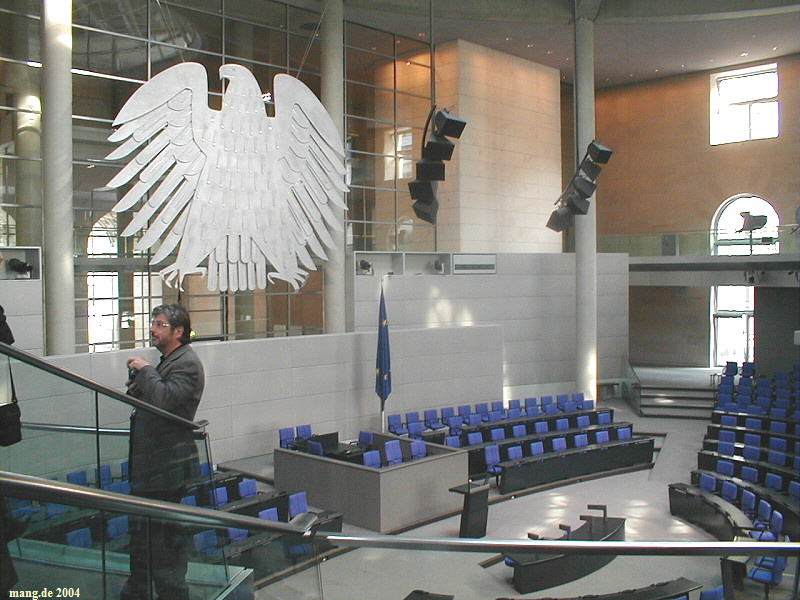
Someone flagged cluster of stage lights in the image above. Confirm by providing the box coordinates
[408,107,467,225]
[546,140,614,232]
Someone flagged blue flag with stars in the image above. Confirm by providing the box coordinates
[375,286,391,410]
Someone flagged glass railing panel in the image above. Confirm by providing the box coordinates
[598,224,799,257]
[5,493,238,600]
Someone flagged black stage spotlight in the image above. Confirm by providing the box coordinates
[434,109,467,139]
[566,192,590,215]
[422,132,456,161]
[572,175,597,199]
[416,158,446,181]
[546,205,574,232]
[587,140,613,164]
[409,179,439,224]
[579,156,602,181]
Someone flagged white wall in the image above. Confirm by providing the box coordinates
[30,325,502,466]
[353,252,629,395]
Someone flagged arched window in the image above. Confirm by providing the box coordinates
[711,194,779,256]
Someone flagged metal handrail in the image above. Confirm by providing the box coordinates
[4,471,798,563]
[0,342,203,430]
[0,470,311,537]
[320,533,799,557]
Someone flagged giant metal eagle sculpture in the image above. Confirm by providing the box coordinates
[105,62,348,292]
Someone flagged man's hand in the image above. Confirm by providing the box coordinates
[127,356,151,371]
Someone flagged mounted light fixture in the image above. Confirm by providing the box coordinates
[546,139,613,232]
[409,106,467,225]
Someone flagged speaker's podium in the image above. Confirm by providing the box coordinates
[449,480,490,538]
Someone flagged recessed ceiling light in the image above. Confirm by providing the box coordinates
[505,37,512,41]
[773,46,779,51]
[546,50,553,55]
[740,52,749,57]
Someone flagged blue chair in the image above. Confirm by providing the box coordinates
[444,435,461,448]
[742,444,760,460]
[458,405,472,422]
[228,527,248,543]
[740,489,757,518]
[489,428,505,442]
[96,465,112,488]
[408,421,425,439]
[258,507,279,521]
[744,417,762,430]
[511,424,527,438]
[384,440,402,466]
[491,400,504,413]
[466,414,482,427]
[475,403,490,421]
[405,411,421,428]
[524,398,539,415]
[540,395,553,408]
[534,421,548,434]
[617,427,632,440]
[67,471,88,486]
[288,491,309,519]
[720,415,738,427]
[307,440,324,456]
[698,585,724,600]
[180,494,197,506]
[718,441,735,455]
[529,441,544,455]
[544,403,559,415]
[556,394,569,408]
[447,416,463,435]
[769,420,786,434]
[595,430,610,444]
[507,407,523,419]
[572,392,585,407]
[45,503,68,519]
[750,510,783,542]
[746,555,787,598]
[358,430,373,448]
[767,436,787,452]
[766,450,785,466]
[424,409,445,430]
[193,530,219,556]
[387,414,408,436]
[279,427,295,448]
[508,399,522,412]
[597,412,612,425]
[740,362,755,377]
[743,433,761,447]
[716,460,735,476]
[720,480,738,504]
[66,527,92,548]
[555,418,569,431]
[764,472,782,492]
[467,432,483,446]
[788,480,800,500]
[213,487,229,507]
[363,450,382,468]
[507,445,523,461]
[552,437,567,452]
[238,478,258,498]
[487,410,503,423]
[576,415,590,429]
[740,466,759,483]
[107,515,129,541]
[563,401,577,413]
[295,424,312,441]
[410,440,427,460]
[719,429,736,443]
[484,445,503,483]
[440,406,456,423]
[698,473,717,492]
[574,433,588,449]
[582,400,594,410]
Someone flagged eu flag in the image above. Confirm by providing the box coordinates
[375,287,391,410]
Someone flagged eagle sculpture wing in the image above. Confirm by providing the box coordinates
[106,62,348,292]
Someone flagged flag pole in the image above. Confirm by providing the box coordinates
[376,276,391,433]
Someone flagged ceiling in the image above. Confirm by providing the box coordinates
[294,0,800,87]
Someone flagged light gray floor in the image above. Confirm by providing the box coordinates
[241,370,797,600]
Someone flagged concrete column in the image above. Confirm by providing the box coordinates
[42,0,76,354]
[574,16,597,400]
[320,0,347,333]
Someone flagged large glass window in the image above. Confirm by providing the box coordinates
[1,0,427,352]
[710,63,779,145]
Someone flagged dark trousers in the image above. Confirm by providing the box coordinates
[120,489,190,600]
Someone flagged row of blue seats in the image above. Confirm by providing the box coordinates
[718,414,800,437]
[362,439,427,468]
[715,396,798,419]
[278,424,314,449]
[388,394,594,436]
[716,428,800,455]
[481,428,632,481]
[446,414,616,448]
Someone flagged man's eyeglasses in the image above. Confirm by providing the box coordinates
[150,320,172,329]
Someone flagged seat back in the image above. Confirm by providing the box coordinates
[764,472,782,491]
[307,440,324,456]
[408,421,425,438]
[358,430,373,448]
[576,415,590,429]
[363,449,382,468]
[512,424,527,438]
[617,427,632,440]
[507,445,523,461]
[193,530,218,553]
[597,412,612,424]
[743,432,761,447]
[405,411,420,425]
[228,527,248,542]
[288,491,309,519]
[489,428,505,441]
[595,430,610,444]
[484,444,501,467]
[238,478,258,498]
[555,418,569,431]
[740,465,759,483]
[67,471,88,486]
[716,459,734,476]
[491,400,504,413]
[444,435,461,448]
[552,437,567,452]
[410,440,427,460]
[534,421,548,434]
[296,424,312,440]
[66,527,92,548]
[467,431,483,446]
[487,410,502,422]
[387,414,407,434]
[384,439,403,466]
[213,486,228,506]
[742,444,760,460]
[717,441,735,455]
[720,481,738,503]
[508,399,521,411]
[529,441,544,455]
[574,433,588,448]
[441,406,456,421]
[699,473,717,492]
[107,515,129,540]
[524,398,538,414]
[259,507,279,521]
[279,427,295,448]
[719,429,736,443]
